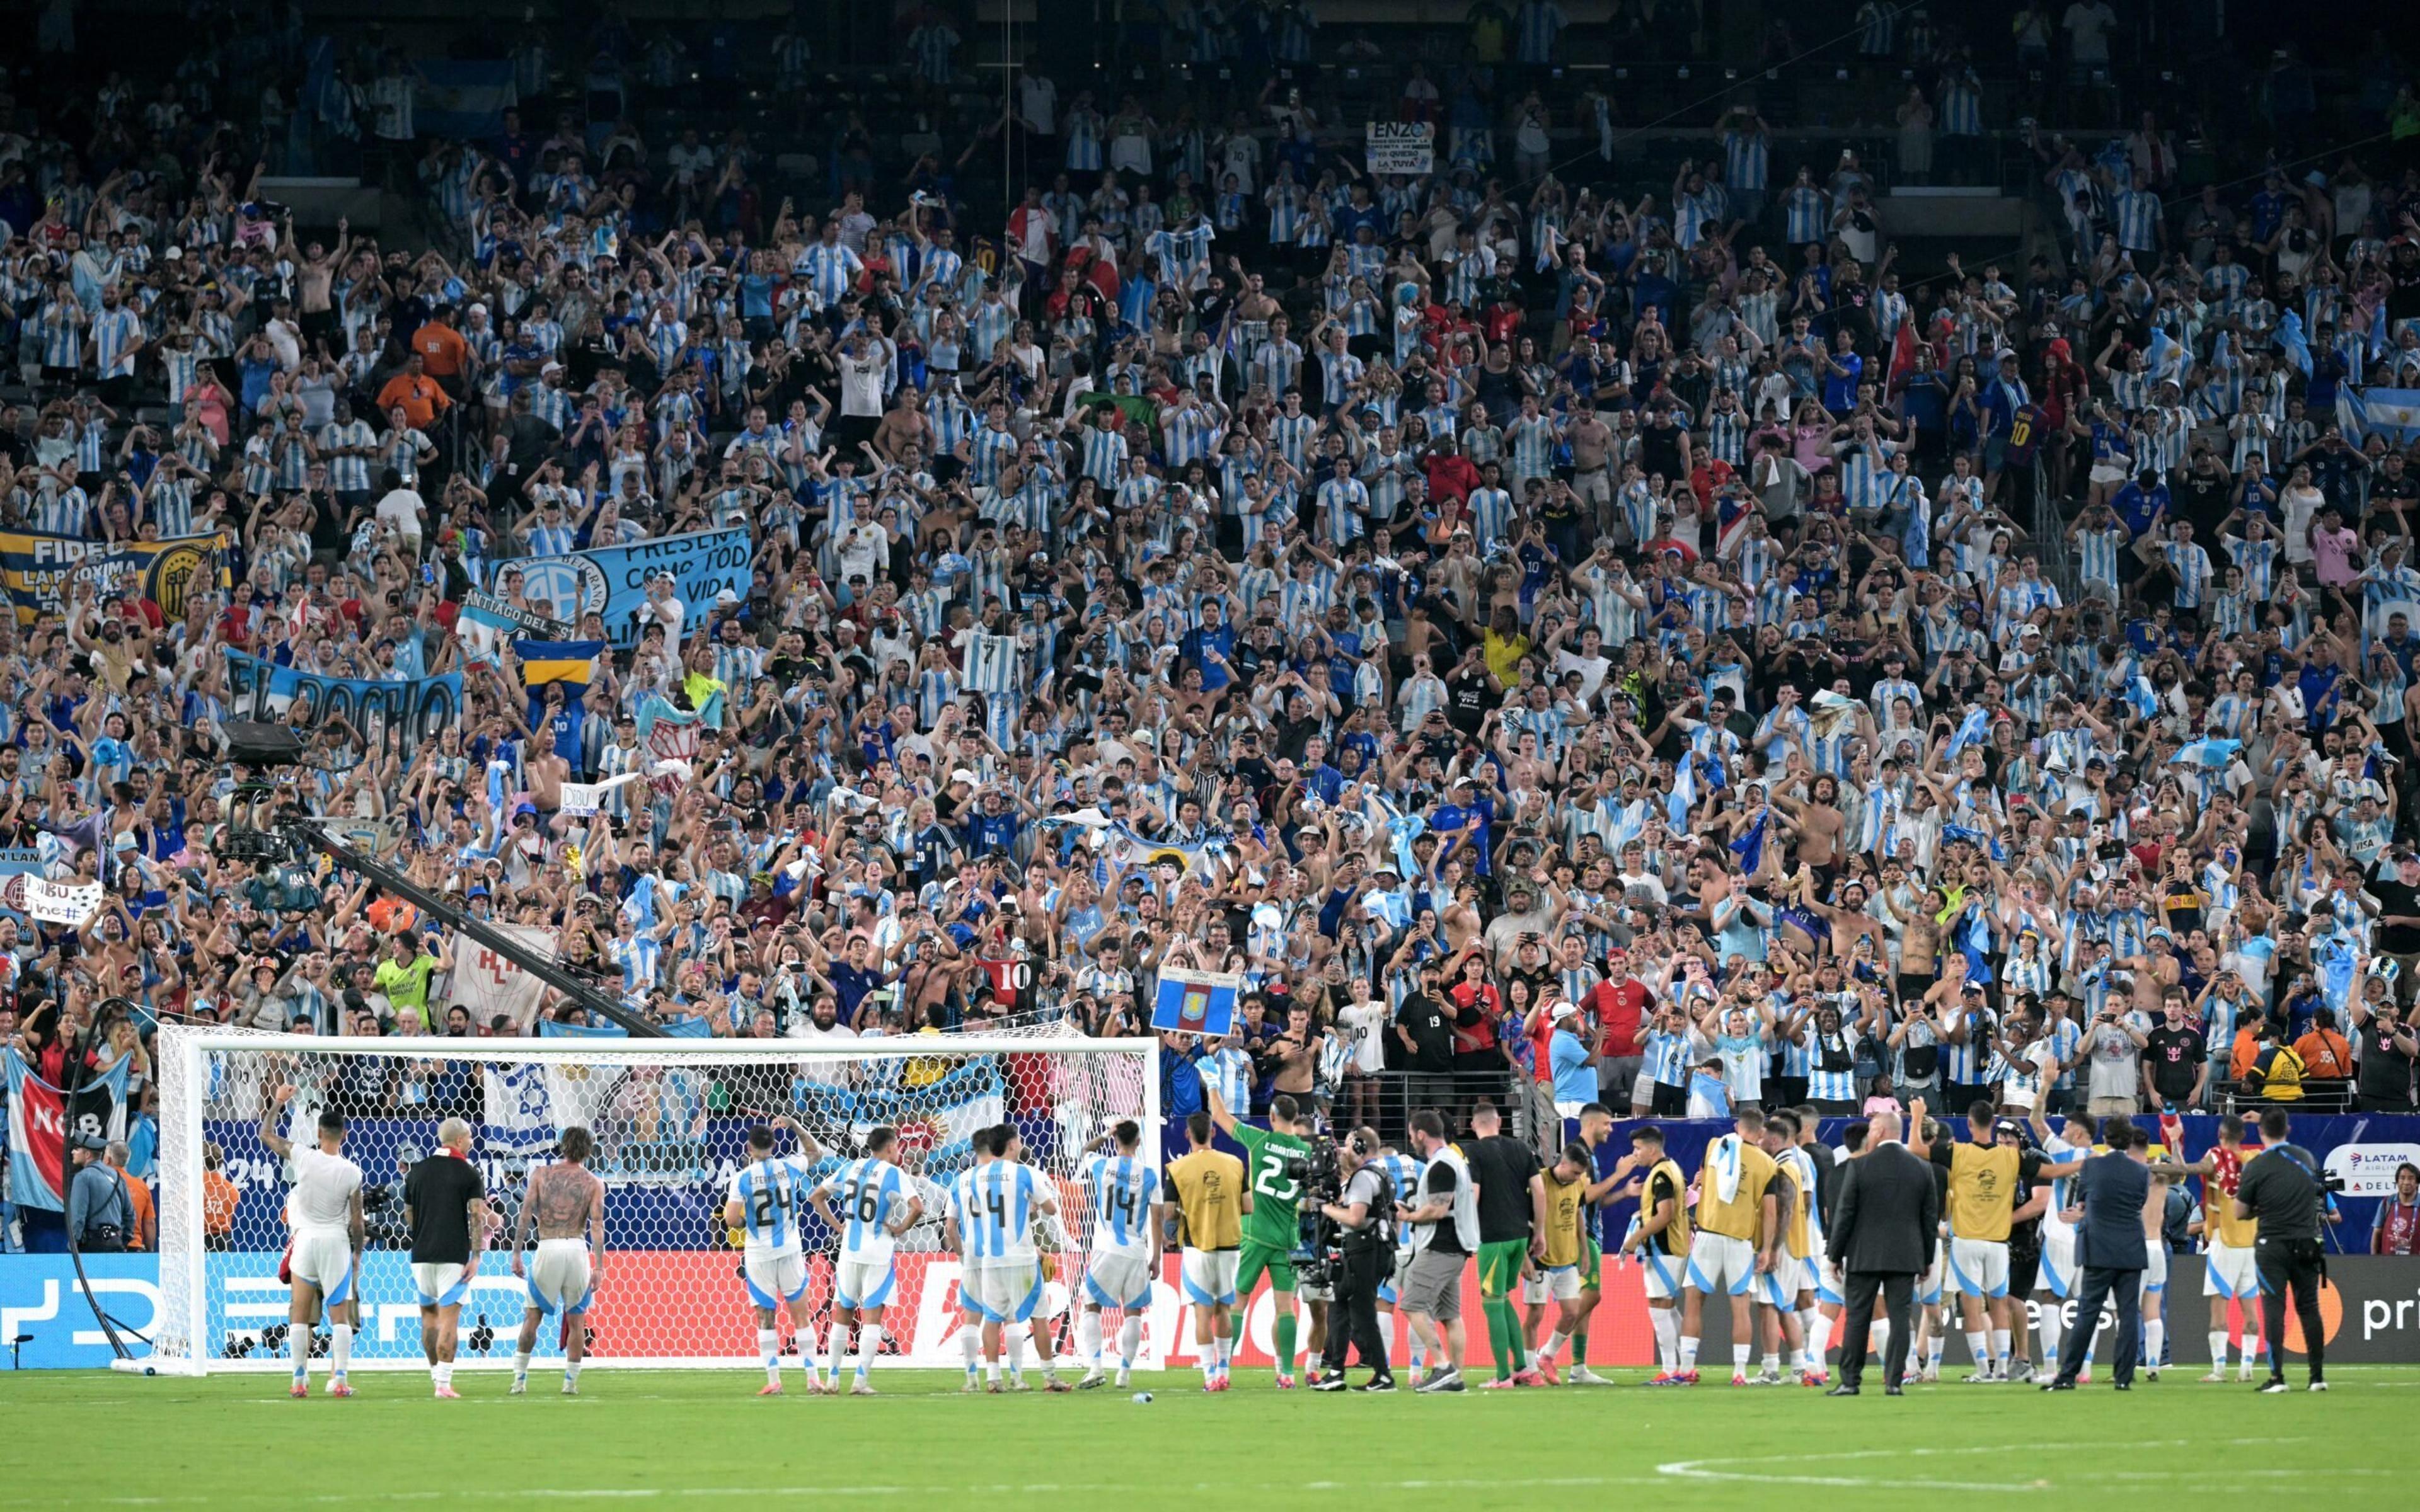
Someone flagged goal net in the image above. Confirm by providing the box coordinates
[147,1029,1158,1373]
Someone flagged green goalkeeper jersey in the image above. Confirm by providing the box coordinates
[1233,1123,1313,1252]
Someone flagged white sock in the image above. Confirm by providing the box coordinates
[1651,1309,1678,1371]
[565,1358,582,1384]
[1078,1310,1104,1368]
[2039,1308,2064,1367]
[1538,1329,1567,1365]
[1871,1317,1890,1361]
[2145,1319,2164,1369]
[856,1323,884,1377]
[1926,1334,1945,1371]
[1964,1331,1988,1371]
[822,1320,848,1382]
[1990,1327,2011,1371]
[1732,1343,1752,1372]
[433,1361,451,1389]
[1201,1353,1218,1386]
[2209,1329,2229,1368]
[1214,1335,1232,1370]
[330,1323,352,1377]
[758,1327,781,1380]
[1117,1314,1142,1371]
[1005,1323,1028,1377]
[513,1348,533,1380]
[291,1329,309,1381]
[1027,1319,1054,1376]
[1803,1309,1831,1365]
[1678,1334,1700,1372]
[2083,1323,2102,1365]
[2241,1331,2263,1370]
[960,1326,981,1373]
[1761,1350,1780,1375]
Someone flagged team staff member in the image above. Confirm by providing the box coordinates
[1911,1097,2068,1383]
[1169,1111,1250,1392]
[1523,1142,1598,1383]
[1311,1126,1395,1392]
[1397,1109,1477,1394]
[1755,1109,1824,1385]
[1528,1104,1620,1386]
[1465,1101,1546,1387]
[1613,1123,1693,1377]
[1665,1106,1781,1386]
[2232,1108,2329,1394]
[401,1116,489,1400]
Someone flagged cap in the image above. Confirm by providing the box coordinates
[1550,1000,1582,1023]
[714,588,739,605]
[950,768,978,784]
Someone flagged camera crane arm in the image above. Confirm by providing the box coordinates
[286,819,666,1038]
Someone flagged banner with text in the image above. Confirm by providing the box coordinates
[497,528,752,649]
[0,530,228,625]
[222,654,463,759]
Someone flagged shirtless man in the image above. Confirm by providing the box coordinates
[1771,772,1848,876]
[872,387,933,463]
[295,218,352,355]
[1268,1000,1328,1099]
[507,1126,608,1395]
[1789,869,1888,959]
[1567,398,1616,518]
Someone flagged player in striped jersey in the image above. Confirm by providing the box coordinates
[954,1123,1071,1392]
[807,1126,925,1395]
[720,1116,827,1394]
[1073,1120,1165,1388]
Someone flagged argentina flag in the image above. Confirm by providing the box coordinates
[793,1061,1005,1180]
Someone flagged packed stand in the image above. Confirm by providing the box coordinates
[3,6,2420,1264]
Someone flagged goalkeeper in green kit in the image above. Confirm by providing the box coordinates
[1207,1085,1315,1387]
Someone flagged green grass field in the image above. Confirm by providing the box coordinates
[6,1366,2411,1511]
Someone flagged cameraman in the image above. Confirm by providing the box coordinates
[1311,1127,1396,1392]
[2233,1108,2329,1393]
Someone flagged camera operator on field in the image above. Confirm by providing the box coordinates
[1310,1126,1396,1393]
[2233,1108,2331,1394]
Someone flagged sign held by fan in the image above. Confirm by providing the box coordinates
[1152,968,1243,1039]
[21,878,105,928]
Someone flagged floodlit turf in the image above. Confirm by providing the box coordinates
[4,1366,2412,1510]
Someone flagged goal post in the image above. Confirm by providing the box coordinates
[149,1029,1160,1374]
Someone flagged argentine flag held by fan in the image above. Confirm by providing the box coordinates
[2170,736,2243,770]
[960,629,1025,697]
[793,1060,1006,1179]
[2341,387,2420,447]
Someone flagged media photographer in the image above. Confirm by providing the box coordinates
[1309,1126,1395,1392]
[2233,1108,2332,1393]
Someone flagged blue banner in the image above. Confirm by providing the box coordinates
[222,653,463,758]
[499,528,752,650]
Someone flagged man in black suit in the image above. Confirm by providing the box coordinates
[2043,1118,2152,1390]
[1825,1108,1939,1395]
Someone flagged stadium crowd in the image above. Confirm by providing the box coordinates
[2,0,2420,1273]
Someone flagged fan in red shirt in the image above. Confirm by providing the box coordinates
[1581,949,1652,1106]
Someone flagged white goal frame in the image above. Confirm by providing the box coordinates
[144,1029,1161,1375]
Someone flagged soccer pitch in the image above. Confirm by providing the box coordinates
[5,1368,2412,1511]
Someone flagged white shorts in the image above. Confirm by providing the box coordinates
[956,1257,991,1319]
[1814,1252,1845,1306]
[1686,1232,1756,1297]
[2143,1242,2167,1294]
[1085,1244,1155,1309]
[1637,1244,1687,1301]
[978,1259,1046,1322]
[836,1256,897,1312]
[1182,1247,1240,1308]
[742,1251,809,1311]
[1522,1264,1582,1305]
[412,1261,468,1309]
[1754,1253,1811,1309]
[1949,1236,2010,1300]
[290,1229,355,1309]
[528,1237,592,1317]
[2039,1222,2078,1300]
[1918,1246,1945,1307]
[2203,1238,2259,1299]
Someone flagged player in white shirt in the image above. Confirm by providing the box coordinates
[947,1137,1000,1392]
[720,1116,826,1394]
[260,1085,364,1398]
[2026,1104,2102,1381]
[1074,1120,1164,1389]
[807,1126,925,1395]
[954,1123,1071,1392]
[506,1125,607,1396]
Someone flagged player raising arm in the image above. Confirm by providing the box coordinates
[1208,1084,1315,1387]
[508,1126,606,1396]
[807,1125,925,1396]
[1075,1120,1164,1389]
[261,1084,364,1399]
[721,1115,824,1395]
